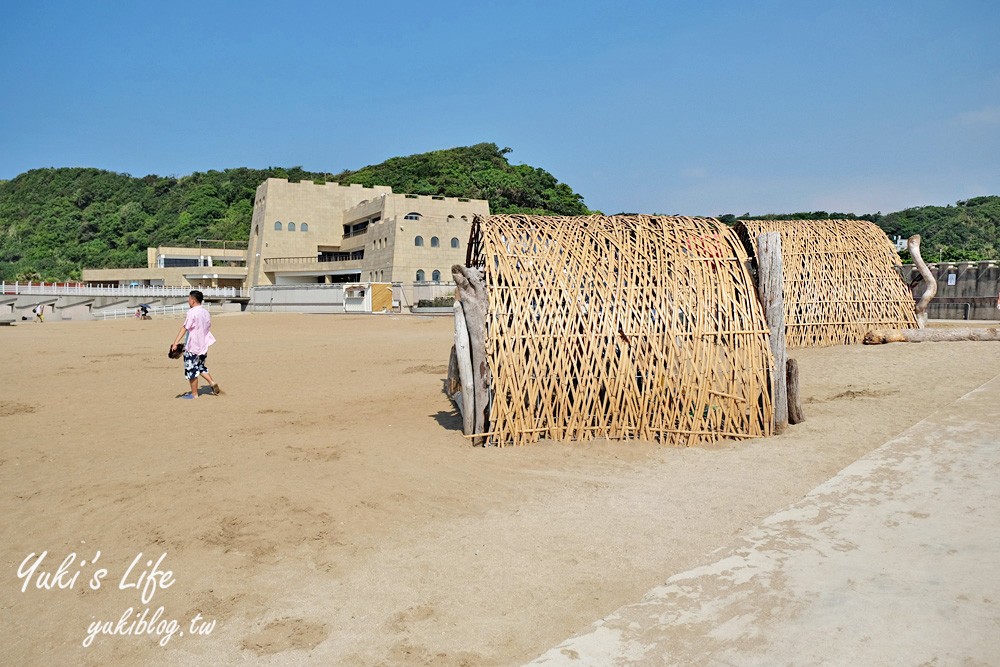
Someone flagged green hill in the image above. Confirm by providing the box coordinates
[877,196,1000,262]
[0,143,589,281]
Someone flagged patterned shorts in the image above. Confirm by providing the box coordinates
[183,352,208,380]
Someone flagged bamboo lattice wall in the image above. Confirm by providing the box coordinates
[735,220,917,347]
[467,214,775,446]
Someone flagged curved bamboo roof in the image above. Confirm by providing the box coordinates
[735,219,917,347]
[467,214,775,446]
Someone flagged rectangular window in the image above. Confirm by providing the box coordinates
[163,258,200,268]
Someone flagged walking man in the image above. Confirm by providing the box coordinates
[33,304,44,322]
[170,290,220,399]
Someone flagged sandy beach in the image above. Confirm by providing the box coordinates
[2,313,998,665]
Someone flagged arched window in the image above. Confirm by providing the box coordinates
[300,222,308,232]
[404,212,422,220]
[461,215,468,221]
[447,214,455,219]
[416,269,425,282]
[451,237,460,248]
[430,236,440,248]
[288,222,296,232]
[432,270,441,282]
[274,221,282,231]
[414,236,424,247]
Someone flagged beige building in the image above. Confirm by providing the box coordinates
[247,179,489,293]
[83,179,489,305]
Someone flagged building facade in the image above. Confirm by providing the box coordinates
[82,178,489,305]
[247,179,489,294]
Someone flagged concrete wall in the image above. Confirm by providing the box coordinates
[902,261,1000,320]
[248,283,405,314]
[249,285,348,313]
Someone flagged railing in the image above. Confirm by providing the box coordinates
[96,303,192,320]
[343,227,369,238]
[264,255,362,265]
[2,282,245,298]
[264,256,320,265]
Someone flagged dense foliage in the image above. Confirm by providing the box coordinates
[331,143,589,216]
[876,196,1000,262]
[0,166,322,281]
[0,144,588,280]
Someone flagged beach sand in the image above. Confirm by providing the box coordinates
[1,313,997,665]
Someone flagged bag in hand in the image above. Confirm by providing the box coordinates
[168,343,185,359]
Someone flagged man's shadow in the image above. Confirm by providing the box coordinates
[433,378,463,432]
[174,386,220,398]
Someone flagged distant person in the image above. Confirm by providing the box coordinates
[33,304,44,323]
[170,290,220,399]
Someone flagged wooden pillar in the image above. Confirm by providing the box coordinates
[452,301,475,435]
[757,232,788,434]
[786,358,805,424]
[452,265,490,445]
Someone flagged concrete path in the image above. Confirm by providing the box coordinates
[531,375,1000,666]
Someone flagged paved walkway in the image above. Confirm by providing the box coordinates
[531,376,1000,666]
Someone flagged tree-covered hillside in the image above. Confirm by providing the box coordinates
[331,143,588,216]
[0,143,588,281]
[877,196,1000,262]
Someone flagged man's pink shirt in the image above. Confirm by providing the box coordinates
[183,305,216,355]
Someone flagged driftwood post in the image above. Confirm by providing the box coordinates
[757,232,788,434]
[908,234,936,329]
[786,358,805,424]
[452,303,475,434]
[864,327,1000,344]
[453,265,489,445]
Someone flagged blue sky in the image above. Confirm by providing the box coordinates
[1,0,997,216]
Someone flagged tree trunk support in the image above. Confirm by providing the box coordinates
[908,234,936,329]
[786,358,805,425]
[757,232,789,434]
[453,265,490,445]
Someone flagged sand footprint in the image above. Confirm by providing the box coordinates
[241,617,329,655]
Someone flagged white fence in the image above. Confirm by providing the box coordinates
[1,282,245,298]
[96,304,192,320]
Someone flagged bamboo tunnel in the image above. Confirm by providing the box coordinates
[458,214,777,447]
[735,219,917,347]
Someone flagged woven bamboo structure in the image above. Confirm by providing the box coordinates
[735,220,917,347]
[466,214,775,447]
